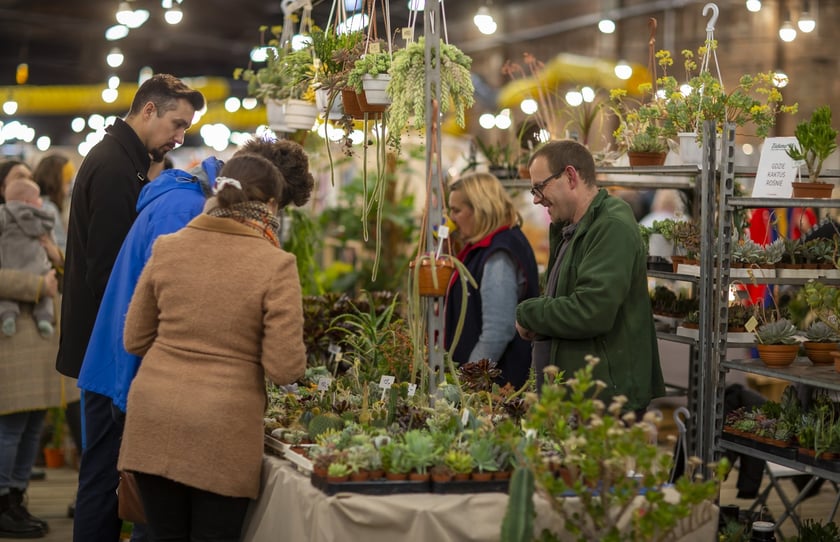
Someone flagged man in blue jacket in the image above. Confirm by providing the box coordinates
[75,138,314,542]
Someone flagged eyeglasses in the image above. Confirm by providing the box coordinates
[530,171,564,200]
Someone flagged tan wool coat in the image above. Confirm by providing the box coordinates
[0,269,79,415]
[117,214,306,498]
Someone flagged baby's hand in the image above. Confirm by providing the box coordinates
[42,269,58,298]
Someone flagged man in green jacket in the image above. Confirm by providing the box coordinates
[515,140,665,412]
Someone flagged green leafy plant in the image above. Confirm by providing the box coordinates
[502,356,725,541]
[402,429,439,475]
[346,49,391,94]
[234,26,317,102]
[387,38,474,151]
[609,86,670,153]
[787,106,838,184]
[788,518,840,542]
[656,43,797,139]
[443,449,474,475]
[804,321,840,343]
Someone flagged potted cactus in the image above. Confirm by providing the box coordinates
[754,318,800,367]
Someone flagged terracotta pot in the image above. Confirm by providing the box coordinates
[493,470,512,480]
[470,471,494,482]
[341,87,382,120]
[349,470,370,482]
[832,351,840,373]
[326,475,349,484]
[804,341,839,365]
[43,447,64,468]
[756,343,799,367]
[385,471,408,481]
[408,472,430,482]
[791,181,834,198]
[431,473,454,483]
[453,473,470,481]
[368,469,384,480]
[410,257,456,297]
[627,151,666,167]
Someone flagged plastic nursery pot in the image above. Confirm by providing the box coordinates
[410,257,456,297]
[43,447,64,468]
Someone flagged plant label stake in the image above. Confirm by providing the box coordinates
[407,383,417,397]
[378,375,395,401]
[327,343,342,376]
[317,376,332,402]
[435,225,449,260]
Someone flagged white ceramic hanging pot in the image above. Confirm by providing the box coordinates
[315,88,344,120]
[282,99,319,131]
[361,74,391,105]
[265,99,290,133]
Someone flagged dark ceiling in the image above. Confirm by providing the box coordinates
[0,0,481,87]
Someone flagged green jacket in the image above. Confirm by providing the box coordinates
[516,189,665,410]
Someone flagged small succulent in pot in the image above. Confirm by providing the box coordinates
[787,106,838,183]
[754,318,799,345]
[804,320,840,343]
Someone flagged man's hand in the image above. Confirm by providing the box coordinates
[516,321,536,341]
[42,269,58,298]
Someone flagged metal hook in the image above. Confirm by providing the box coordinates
[702,3,719,32]
[673,406,691,434]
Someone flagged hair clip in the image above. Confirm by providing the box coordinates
[213,177,242,195]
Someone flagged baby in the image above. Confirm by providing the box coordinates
[0,178,56,337]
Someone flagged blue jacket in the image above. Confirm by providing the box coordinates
[77,157,222,410]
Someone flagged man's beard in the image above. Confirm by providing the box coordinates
[150,148,167,162]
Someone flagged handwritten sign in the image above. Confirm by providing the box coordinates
[751,137,799,198]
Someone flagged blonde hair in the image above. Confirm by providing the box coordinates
[450,172,520,244]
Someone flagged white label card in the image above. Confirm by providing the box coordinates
[751,137,800,198]
[317,377,331,391]
[328,343,341,355]
[407,384,417,397]
[401,27,413,42]
[437,225,449,239]
[744,316,759,333]
[461,409,471,426]
[368,42,380,54]
[378,375,396,389]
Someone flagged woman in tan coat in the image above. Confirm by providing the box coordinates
[118,154,306,541]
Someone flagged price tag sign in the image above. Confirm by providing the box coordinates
[401,27,414,42]
[437,224,449,240]
[407,383,417,397]
[317,377,332,391]
[378,375,396,389]
[751,137,799,198]
[368,42,380,54]
[744,316,759,333]
[334,352,343,363]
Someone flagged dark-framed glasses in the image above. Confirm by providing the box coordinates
[530,171,563,200]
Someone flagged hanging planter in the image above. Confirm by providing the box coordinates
[280,99,318,132]
[410,256,456,297]
[361,73,391,105]
[315,88,344,120]
[266,98,290,133]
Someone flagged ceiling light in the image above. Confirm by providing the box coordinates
[494,110,512,130]
[473,7,497,35]
[614,61,632,80]
[108,75,121,89]
[337,13,368,34]
[565,91,583,107]
[598,18,616,34]
[344,0,362,11]
[125,9,149,29]
[779,19,797,42]
[164,5,183,25]
[581,86,595,102]
[772,71,789,88]
[105,24,129,41]
[36,136,51,152]
[520,98,538,115]
[479,113,495,130]
[106,47,124,68]
[224,97,241,113]
[2,100,18,115]
[138,66,154,85]
[291,34,311,51]
[242,97,258,110]
[745,0,761,12]
[798,2,815,33]
[102,88,119,104]
[407,0,425,10]
[116,2,133,25]
[71,117,86,133]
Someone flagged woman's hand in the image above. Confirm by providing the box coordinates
[515,321,536,341]
[42,269,58,298]
[40,235,63,267]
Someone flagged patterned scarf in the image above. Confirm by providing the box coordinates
[207,201,281,247]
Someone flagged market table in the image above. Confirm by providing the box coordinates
[240,455,719,542]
